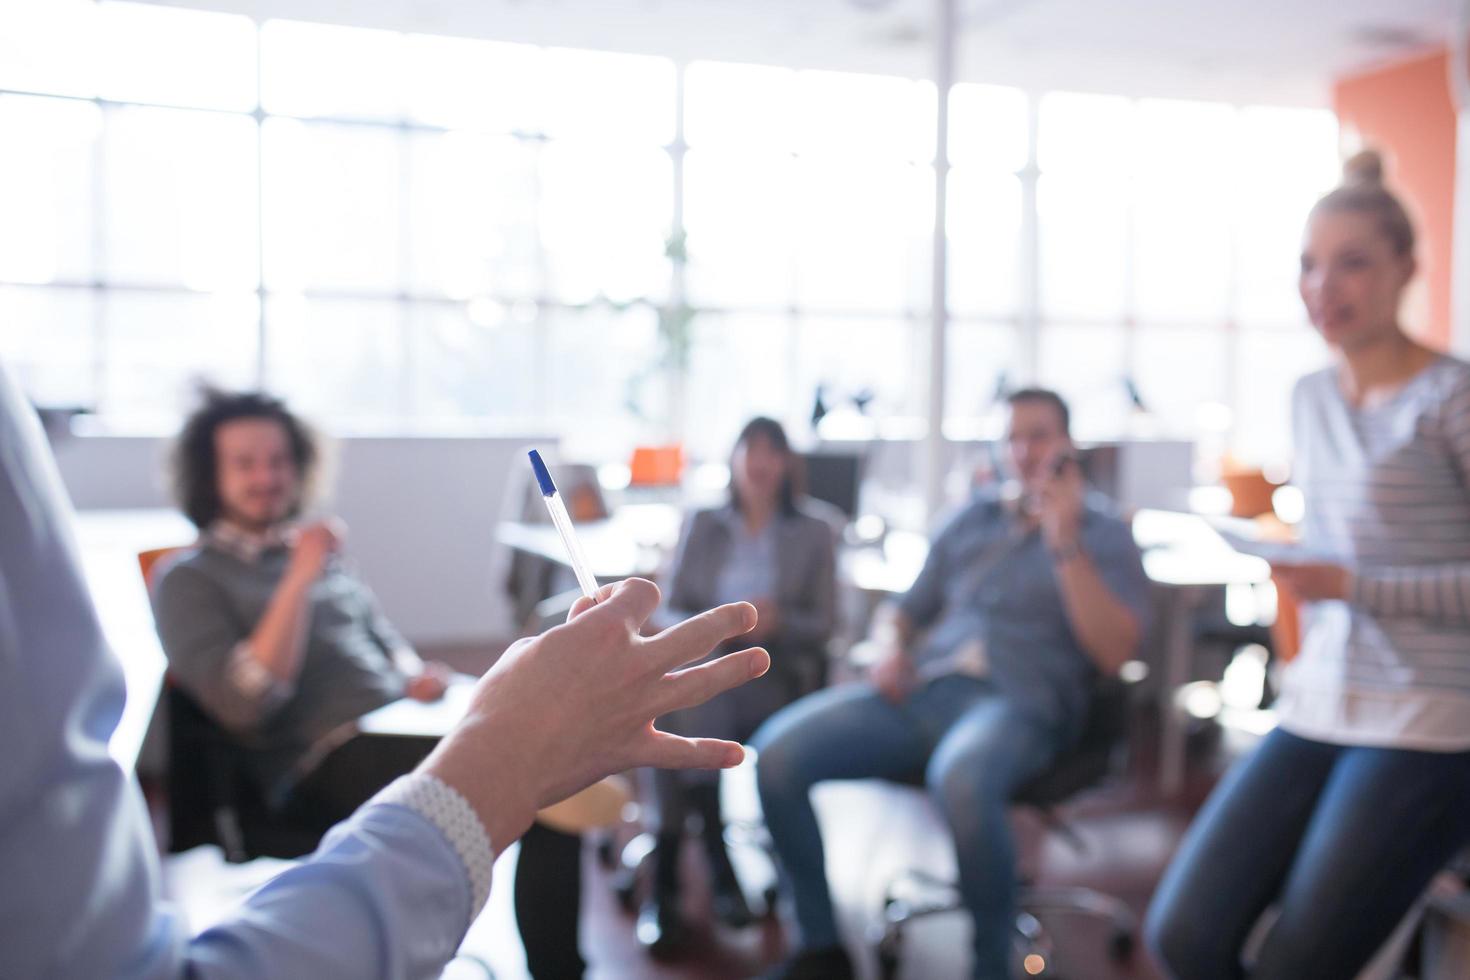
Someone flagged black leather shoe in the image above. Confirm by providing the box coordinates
[636,898,688,960]
[763,946,855,980]
[711,873,755,929]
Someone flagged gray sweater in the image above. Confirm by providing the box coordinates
[152,537,407,797]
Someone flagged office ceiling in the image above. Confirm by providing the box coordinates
[147,0,1463,106]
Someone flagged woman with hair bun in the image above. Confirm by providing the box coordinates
[1145,150,1470,978]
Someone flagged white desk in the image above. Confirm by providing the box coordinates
[358,677,477,739]
[496,502,684,581]
[72,508,197,771]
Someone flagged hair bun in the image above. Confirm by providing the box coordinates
[1343,149,1385,187]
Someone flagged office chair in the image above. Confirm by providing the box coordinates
[872,675,1139,979]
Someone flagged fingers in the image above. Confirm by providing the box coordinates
[656,647,769,716]
[577,578,660,628]
[640,730,747,770]
[650,601,757,670]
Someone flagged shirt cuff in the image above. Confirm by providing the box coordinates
[225,641,292,711]
[371,773,495,920]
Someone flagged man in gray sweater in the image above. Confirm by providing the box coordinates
[151,387,585,978]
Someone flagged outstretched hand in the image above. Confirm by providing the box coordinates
[422,578,768,852]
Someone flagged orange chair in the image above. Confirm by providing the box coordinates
[629,445,684,487]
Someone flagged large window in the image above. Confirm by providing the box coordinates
[0,0,1337,467]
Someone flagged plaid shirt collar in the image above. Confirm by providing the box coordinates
[203,520,293,564]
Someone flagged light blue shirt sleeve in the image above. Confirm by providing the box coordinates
[0,361,486,980]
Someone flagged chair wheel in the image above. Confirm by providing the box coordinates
[1108,930,1134,963]
[761,885,780,918]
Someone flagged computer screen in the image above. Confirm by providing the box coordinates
[802,451,863,519]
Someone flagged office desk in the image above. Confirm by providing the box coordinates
[1133,510,1271,797]
[73,508,197,771]
[358,676,476,739]
[496,502,683,581]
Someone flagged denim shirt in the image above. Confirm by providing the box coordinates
[897,488,1152,737]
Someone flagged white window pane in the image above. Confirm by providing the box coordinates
[265,297,405,424]
[945,321,1018,422]
[262,119,400,293]
[1037,173,1128,319]
[540,48,675,145]
[1236,107,1339,325]
[949,84,1027,171]
[97,2,256,111]
[101,291,259,423]
[795,71,935,162]
[794,159,932,313]
[0,0,99,98]
[540,141,671,304]
[684,149,796,308]
[685,313,793,459]
[1233,327,1327,467]
[1133,100,1234,321]
[795,317,924,421]
[407,131,541,299]
[0,286,96,406]
[104,107,259,290]
[1134,182,1231,321]
[0,95,100,284]
[544,305,660,460]
[1037,323,1130,439]
[404,35,547,133]
[684,61,796,151]
[260,20,405,120]
[948,170,1022,317]
[408,302,540,422]
[1133,326,1229,432]
[1038,92,1134,175]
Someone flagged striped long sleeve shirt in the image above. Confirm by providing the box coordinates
[1277,354,1470,750]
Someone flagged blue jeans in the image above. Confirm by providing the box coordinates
[1146,727,1470,980]
[752,676,1065,980]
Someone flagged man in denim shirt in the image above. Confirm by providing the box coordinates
[756,389,1152,980]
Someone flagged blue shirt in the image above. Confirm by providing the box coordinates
[897,488,1152,737]
[0,362,486,979]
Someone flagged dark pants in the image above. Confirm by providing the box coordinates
[1146,727,1470,980]
[649,664,805,902]
[283,733,587,980]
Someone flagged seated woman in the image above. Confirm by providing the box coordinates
[151,387,586,980]
[1146,152,1470,979]
[639,417,839,957]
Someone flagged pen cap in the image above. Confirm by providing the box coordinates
[528,450,558,498]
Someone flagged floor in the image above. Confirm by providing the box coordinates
[451,703,1245,980]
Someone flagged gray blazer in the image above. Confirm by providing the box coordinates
[659,500,839,662]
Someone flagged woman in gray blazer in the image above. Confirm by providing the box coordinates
[640,417,839,957]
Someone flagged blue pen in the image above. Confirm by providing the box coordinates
[528,450,601,601]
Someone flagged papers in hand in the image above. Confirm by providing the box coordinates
[1205,516,1324,566]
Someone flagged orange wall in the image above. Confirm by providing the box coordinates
[1333,50,1457,349]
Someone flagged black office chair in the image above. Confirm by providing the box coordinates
[873,676,1138,980]
[165,683,319,863]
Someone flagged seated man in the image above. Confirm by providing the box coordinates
[151,387,583,979]
[753,388,1152,980]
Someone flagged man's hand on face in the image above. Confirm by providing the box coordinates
[421,578,769,851]
[1037,453,1085,553]
[288,518,346,580]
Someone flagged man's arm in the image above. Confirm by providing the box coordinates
[1040,466,1146,675]
[1050,547,1141,675]
[245,521,340,685]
